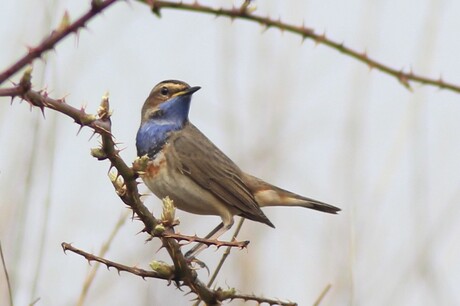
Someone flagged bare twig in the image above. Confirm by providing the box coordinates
[143,0,460,94]
[227,292,297,306]
[0,0,120,85]
[0,241,14,306]
[64,242,296,306]
[62,242,173,280]
[313,284,332,306]
[163,232,249,250]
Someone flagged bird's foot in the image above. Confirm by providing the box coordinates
[185,255,210,274]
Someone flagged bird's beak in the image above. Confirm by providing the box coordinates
[174,86,201,97]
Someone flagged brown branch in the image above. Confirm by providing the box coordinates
[222,292,298,306]
[62,242,173,280]
[162,232,249,250]
[0,0,120,85]
[96,96,159,233]
[144,0,460,94]
[63,242,297,305]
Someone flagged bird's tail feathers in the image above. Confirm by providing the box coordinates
[244,174,340,214]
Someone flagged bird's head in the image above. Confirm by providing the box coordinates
[141,80,201,125]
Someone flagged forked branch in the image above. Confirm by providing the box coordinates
[0,70,296,305]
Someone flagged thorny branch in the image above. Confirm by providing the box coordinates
[0,69,293,305]
[62,243,297,306]
[163,232,249,249]
[144,0,460,94]
[62,242,173,280]
[0,0,120,85]
[1,0,457,95]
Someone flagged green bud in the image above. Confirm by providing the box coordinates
[149,260,174,278]
[90,147,107,160]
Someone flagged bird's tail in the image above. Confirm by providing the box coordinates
[243,174,340,214]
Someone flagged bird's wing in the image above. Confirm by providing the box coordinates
[170,123,274,227]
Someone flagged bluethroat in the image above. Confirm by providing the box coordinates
[136,80,340,255]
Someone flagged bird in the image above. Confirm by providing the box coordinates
[136,80,340,256]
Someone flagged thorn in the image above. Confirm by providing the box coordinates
[88,131,97,140]
[301,34,308,44]
[91,0,103,10]
[80,103,87,112]
[147,0,161,17]
[76,125,84,136]
[26,45,35,53]
[261,23,270,33]
[60,93,70,102]
[74,31,81,48]
[398,70,412,92]
[314,32,326,47]
[38,55,48,65]
[57,10,71,33]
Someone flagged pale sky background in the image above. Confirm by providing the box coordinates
[1,0,460,305]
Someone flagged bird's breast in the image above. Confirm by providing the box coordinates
[143,150,168,180]
[141,144,237,223]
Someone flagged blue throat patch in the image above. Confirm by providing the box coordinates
[136,95,191,158]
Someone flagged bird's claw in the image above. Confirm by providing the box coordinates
[185,255,210,275]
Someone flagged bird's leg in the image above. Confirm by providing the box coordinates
[185,221,233,259]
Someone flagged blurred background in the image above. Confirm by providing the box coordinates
[1,0,460,305]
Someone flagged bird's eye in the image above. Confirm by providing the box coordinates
[160,87,169,96]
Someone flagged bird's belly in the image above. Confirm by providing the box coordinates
[142,152,236,220]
